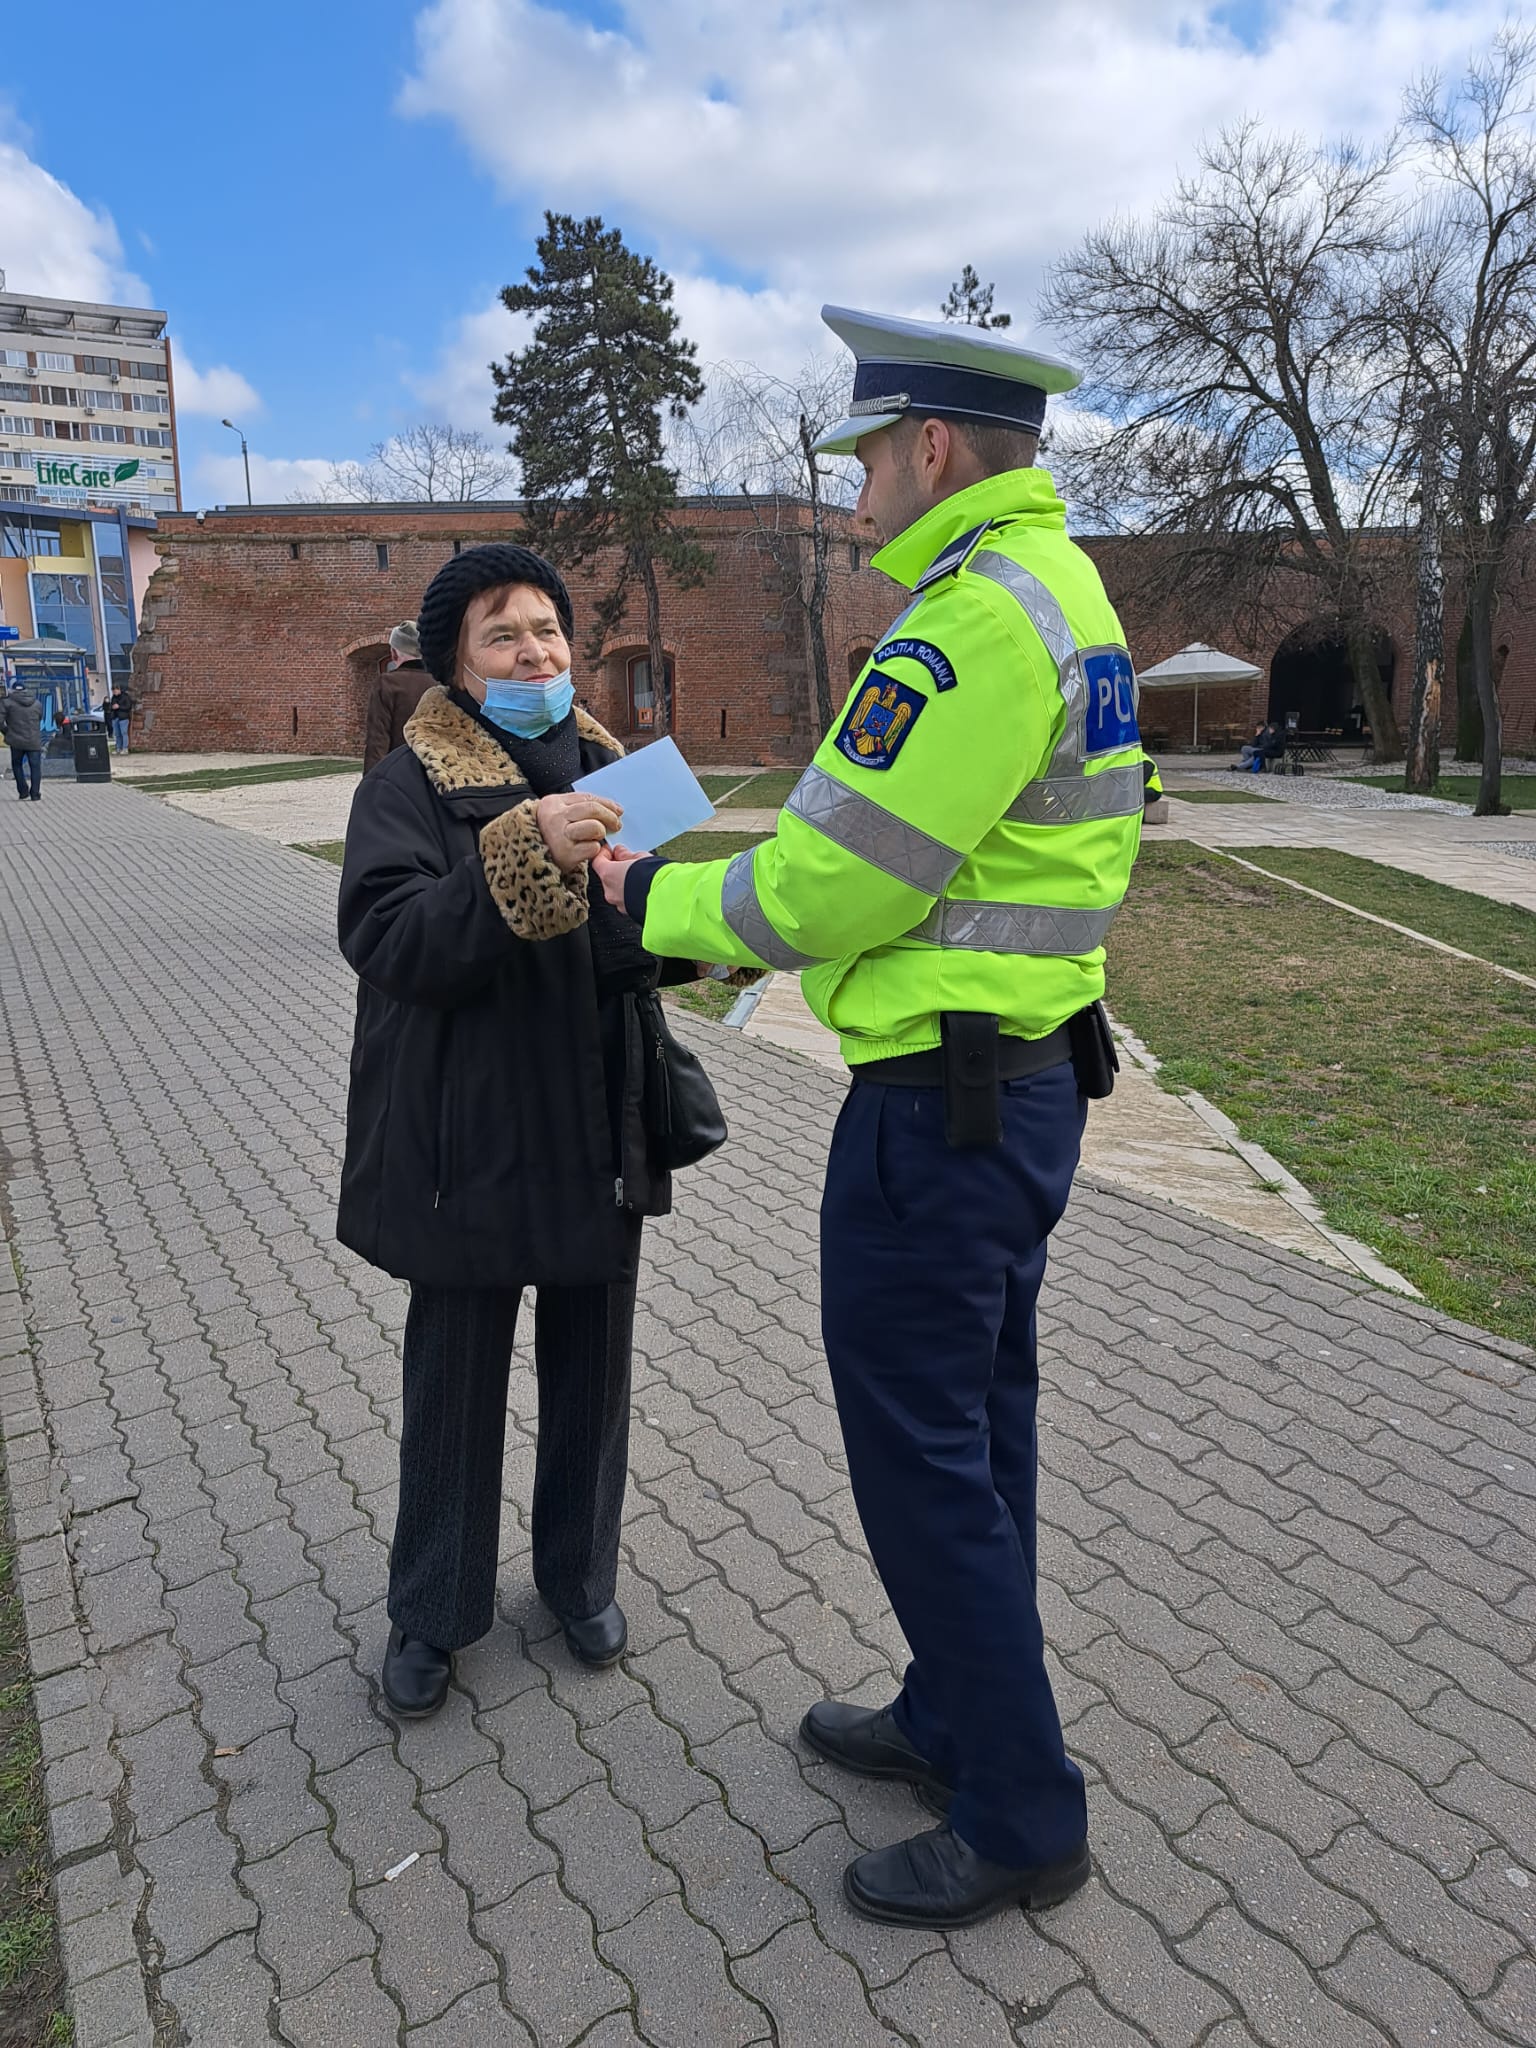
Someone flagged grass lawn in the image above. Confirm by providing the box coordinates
[1109,840,1536,1347]
[130,758,361,795]
[1240,848,1536,981]
[294,840,346,867]
[654,829,771,862]
[0,1456,70,2046]
[713,770,803,811]
[1169,788,1275,805]
[1347,772,1536,811]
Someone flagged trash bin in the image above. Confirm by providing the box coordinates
[70,715,112,784]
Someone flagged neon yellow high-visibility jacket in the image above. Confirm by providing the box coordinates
[639,468,1147,1065]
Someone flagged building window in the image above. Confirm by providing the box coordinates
[32,531,63,557]
[0,416,33,436]
[452,539,463,555]
[0,382,27,403]
[89,423,132,443]
[130,392,169,413]
[376,542,390,570]
[76,355,119,378]
[289,542,301,560]
[127,360,168,382]
[37,352,72,373]
[849,543,862,572]
[0,349,28,369]
[31,572,96,658]
[626,653,673,731]
[133,428,172,448]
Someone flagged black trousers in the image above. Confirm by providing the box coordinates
[388,1237,639,1651]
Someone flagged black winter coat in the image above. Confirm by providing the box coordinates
[337,686,677,1291]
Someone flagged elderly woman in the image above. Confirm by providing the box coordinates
[337,543,688,1717]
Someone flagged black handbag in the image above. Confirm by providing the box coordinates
[636,988,728,1169]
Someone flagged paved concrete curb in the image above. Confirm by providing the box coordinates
[1106,1019,1419,1297]
[0,1215,155,2048]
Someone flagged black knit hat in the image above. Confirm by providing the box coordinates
[416,543,574,685]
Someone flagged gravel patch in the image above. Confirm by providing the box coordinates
[1171,772,1468,815]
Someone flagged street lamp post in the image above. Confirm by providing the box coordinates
[221,418,252,506]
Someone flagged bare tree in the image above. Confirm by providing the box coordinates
[1406,403,1445,792]
[941,266,1012,329]
[1401,32,1536,814]
[293,424,516,504]
[681,359,861,738]
[1041,124,1413,759]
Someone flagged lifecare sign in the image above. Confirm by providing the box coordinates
[35,457,141,489]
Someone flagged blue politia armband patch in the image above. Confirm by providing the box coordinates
[1082,649,1140,754]
[872,637,958,692]
[835,673,926,769]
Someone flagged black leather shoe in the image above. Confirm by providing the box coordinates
[800,1701,953,1801]
[560,1602,627,1668]
[844,1822,1090,1929]
[382,1625,452,1717]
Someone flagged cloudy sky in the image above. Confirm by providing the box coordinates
[0,0,1517,506]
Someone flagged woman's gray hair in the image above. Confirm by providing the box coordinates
[389,621,421,661]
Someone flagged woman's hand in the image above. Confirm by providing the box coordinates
[536,794,623,875]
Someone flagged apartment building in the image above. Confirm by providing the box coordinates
[0,288,180,518]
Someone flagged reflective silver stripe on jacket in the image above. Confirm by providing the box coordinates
[908,899,1121,956]
[720,849,820,971]
[786,765,965,897]
[1005,762,1144,825]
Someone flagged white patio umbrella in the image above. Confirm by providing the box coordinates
[1136,643,1264,748]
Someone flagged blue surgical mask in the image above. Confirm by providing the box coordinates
[470,667,576,738]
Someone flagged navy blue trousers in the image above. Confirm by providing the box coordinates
[820,1065,1088,1869]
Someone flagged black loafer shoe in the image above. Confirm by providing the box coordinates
[844,1822,1090,1929]
[561,1602,627,1669]
[382,1625,452,1718]
[800,1701,953,1801]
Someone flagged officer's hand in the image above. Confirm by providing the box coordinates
[594,846,649,913]
[536,794,623,875]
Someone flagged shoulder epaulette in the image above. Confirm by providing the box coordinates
[912,519,995,594]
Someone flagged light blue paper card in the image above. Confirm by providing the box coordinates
[574,736,716,851]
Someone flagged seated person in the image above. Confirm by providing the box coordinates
[1234,723,1266,769]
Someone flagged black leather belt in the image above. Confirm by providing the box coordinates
[851,1023,1072,1088]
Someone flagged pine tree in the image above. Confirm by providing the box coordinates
[940,265,1012,329]
[493,214,710,738]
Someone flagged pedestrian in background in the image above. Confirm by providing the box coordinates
[1,681,45,802]
[105,682,137,754]
[362,621,434,773]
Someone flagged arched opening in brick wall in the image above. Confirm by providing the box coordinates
[1268,623,1394,742]
[605,646,676,738]
[848,644,876,686]
[346,641,392,752]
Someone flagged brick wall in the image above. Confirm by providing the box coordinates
[131,500,1536,760]
[133,502,897,764]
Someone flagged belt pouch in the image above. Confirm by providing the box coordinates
[940,1013,1002,1148]
[1067,1001,1119,1100]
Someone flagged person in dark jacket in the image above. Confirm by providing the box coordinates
[104,685,136,753]
[337,543,696,1720]
[362,622,435,773]
[1,684,45,801]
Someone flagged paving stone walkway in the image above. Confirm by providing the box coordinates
[1,785,1534,2048]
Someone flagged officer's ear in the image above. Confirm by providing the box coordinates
[912,416,958,494]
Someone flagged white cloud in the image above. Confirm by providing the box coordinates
[407,300,527,430]
[0,131,151,305]
[173,352,262,419]
[400,0,1513,362]
[191,451,337,508]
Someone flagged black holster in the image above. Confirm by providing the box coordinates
[1068,1001,1119,1100]
[940,1013,1002,1149]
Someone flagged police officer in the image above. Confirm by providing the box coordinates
[598,306,1146,1928]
